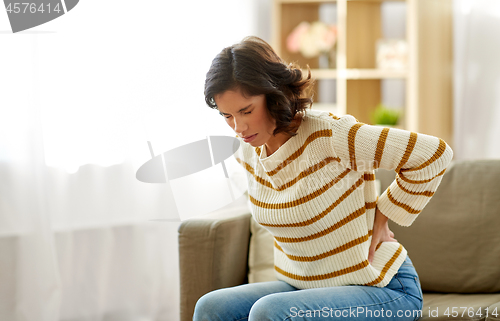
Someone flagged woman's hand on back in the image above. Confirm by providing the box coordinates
[368,207,397,264]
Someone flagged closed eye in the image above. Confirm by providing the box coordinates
[219,112,231,119]
[219,106,252,118]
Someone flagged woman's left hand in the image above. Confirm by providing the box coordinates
[368,207,397,263]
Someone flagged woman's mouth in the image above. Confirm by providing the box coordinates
[243,134,257,143]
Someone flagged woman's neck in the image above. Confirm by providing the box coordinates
[265,113,303,156]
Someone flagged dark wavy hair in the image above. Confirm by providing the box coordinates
[204,36,315,136]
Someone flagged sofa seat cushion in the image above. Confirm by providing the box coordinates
[421,293,500,321]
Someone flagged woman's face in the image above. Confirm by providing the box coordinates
[214,88,276,148]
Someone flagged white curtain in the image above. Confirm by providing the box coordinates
[0,1,257,320]
[453,0,500,160]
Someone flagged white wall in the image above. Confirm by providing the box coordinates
[453,0,500,160]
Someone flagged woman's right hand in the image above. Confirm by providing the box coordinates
[368,207,397,264]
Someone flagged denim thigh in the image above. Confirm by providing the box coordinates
[389,256,424,309]
[250,256,424,321]
[193,280,297,321]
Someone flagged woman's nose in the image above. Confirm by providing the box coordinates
[233,117,248,134]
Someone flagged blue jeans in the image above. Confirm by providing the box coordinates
[193,256,423,321]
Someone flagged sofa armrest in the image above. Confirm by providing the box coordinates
[178,208,252,321]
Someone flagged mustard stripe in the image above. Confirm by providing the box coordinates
[364,173,376,181]
[261,199,376,229]
[274,230,373,262]
[274,206,366,243]
[364,244,404,286]
[259,176,365,227]
[348,123,364,171]
[255,147,261,156]
[249,169,354,210]
[365,200,377,209]
[396,132,418,172]
[237,157,341,192]
[266,129,333,176]
[277,157,341,191]
[374,128,390,169]
[258,169,356,220]
[275,260,370,282]
[329,112,340,120]
[401,139,447,173]
[387,187,421,214]
[235,158,274,189]
[396,177,435,197]
[398,169,446,185]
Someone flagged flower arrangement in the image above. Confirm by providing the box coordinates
[376,39,408,70]
[286,21,337,58]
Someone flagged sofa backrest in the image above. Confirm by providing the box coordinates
[248,160,500,293]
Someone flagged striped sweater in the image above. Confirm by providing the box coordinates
[235,109,453,289]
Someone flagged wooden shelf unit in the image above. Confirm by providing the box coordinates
[272,0,453,147]
[307,69,407,79]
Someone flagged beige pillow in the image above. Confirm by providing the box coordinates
[248,217,278,283]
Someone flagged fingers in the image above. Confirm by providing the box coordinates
[368,247,375,264]
[369,235,397,264]
[368,238,375,263]
[368,238,378,263]
[387,235,397,242]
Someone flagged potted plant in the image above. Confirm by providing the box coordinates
[370,104,402,127]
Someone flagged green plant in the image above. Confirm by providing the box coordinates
[370,104,401,126]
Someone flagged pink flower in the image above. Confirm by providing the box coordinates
[325,25,337,49]
[286,21,310,53]
[287,21,337,58]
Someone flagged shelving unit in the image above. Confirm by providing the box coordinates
[272,0,453,146]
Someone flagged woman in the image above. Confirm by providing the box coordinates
[194,36,453,321]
